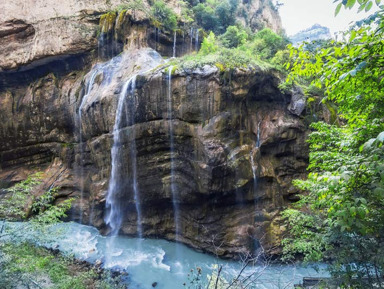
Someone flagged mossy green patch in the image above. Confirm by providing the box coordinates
[0,243,126,289]
[99,12,117,34]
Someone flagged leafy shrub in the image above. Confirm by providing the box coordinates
[172,46,269,71]
[193,0,238,34]
[249,28,289,60]
[0,173,42,220]
[193,3,218,32]
[151,0,178,31]
[270,49,291,71]
[200,31,219,55]
[220,25,248,48]
[0,172,74,223]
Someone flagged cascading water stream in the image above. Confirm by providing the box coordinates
[167,66,180,241]
[190,27,194,52]
[250,121,261,198]
[124,76,143,239]
[195,29,199,51]
[172,31,177,58]
[78,66,100,223]
[105,76,136,236]
[256,121,261,148]
[103,50,163,261]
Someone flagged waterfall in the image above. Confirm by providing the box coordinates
[195,29,199,51]
[124,76,143,238]
[190,27,194,52]
[167,66,180,240]
[105,76,136,236]
[256,121,261,148]
[172,31,177,58]
[78,66,100,223]
[250,121,261,199]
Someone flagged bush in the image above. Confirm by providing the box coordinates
[173,46,269,71]
[0,172,74,224]
[220,25,248,48]
[193,3,218,32]
[250,28,289,60]
[270,49,291,71]
[200,31,219,55]
[193,0,238,34]
[151,0,178,31]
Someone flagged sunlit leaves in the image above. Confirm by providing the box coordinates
[335,3,343,15]
[286,20,384,131]
[282,9,384,284]
[334,0,382,13]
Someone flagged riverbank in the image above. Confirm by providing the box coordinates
[0,242,128,289]
[1,221,329,289]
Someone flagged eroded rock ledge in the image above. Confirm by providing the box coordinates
[0,46,315,257]
[0,0,298,259]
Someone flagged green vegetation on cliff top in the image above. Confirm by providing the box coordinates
[173,27,290,71]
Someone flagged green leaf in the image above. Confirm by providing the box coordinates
[347,0,357,8]
[358,3,367,11]
[335,3,343,15]
[365,0,373,10]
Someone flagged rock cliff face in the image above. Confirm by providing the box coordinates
[1,1,300,258]
[289,24,332,46]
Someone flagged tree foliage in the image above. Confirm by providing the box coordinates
[200,31,219,55]
[0,172,74,224]
[151,0,178,31]
[334,0,383,16]
[193,0,238,34]
[249,28,289,60]
[282,4,384,287]
[220,25,248,48]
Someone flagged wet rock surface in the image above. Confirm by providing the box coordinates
[0,47,311,257]
[1,0,298,259]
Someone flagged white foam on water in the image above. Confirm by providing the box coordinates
[3,221,329,289]
[151,248,171,271]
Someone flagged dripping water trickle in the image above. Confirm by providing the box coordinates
[195,29,199,51]
[250,121,261,200]
[256,121,261,148]
[190,27,194,52]
[167,66,180,242]
[172,31,177,58]
[78,66,99,223]
[124,76,143,239]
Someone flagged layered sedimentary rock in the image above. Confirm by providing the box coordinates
[0,45,312,257]
[0,0,282,72]
[1,2,303,258]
